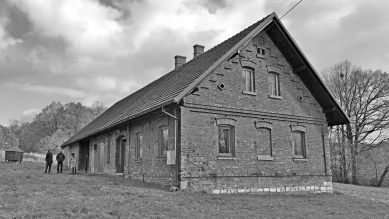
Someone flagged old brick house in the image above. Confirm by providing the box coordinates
[61,13,349,193]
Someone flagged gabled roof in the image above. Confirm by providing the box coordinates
[62,13,349,147]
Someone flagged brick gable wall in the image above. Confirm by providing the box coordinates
[179,32,333,193]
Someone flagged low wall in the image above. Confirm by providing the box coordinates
[181,175,333,194]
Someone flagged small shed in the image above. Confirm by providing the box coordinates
[5,148,24,163]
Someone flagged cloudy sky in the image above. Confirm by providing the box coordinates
[0,0,388,126]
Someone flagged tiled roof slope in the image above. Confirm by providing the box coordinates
[61,15,271,147]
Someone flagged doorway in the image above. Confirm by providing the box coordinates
[115,136,126,173]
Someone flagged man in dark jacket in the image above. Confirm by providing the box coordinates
[44,149,53,173]
[56,151,65,173]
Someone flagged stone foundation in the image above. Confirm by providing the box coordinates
[181,175,333,194]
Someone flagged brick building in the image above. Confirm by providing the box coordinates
[61,13,349,194]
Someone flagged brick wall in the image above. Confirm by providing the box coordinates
[179,31,332,193]
[86,107,178,185]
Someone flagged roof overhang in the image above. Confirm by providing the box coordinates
[264,15,350,126]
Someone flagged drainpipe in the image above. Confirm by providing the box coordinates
[161,106,179,187]
[322,124,327,175]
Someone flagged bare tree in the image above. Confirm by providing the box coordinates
[322,60,389,184]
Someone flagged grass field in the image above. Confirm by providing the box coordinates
[1,161,389,219]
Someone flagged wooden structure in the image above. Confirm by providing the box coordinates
[5,148,24,163]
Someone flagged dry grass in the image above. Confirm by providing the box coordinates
[1,161,389,219]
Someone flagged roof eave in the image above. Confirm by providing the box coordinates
[269,16,350,125]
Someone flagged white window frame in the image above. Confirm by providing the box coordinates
[243,69,255,93]
[268,73,281,97]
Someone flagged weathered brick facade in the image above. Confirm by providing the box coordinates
[62,13,348,194]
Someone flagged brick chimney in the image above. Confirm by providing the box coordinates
[174,55,186,69]
[193,44,205,58]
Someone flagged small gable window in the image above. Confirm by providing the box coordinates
[268,73,281,97]
[218,125,235,157]
[257,47,265,56]
[135,133,143,159]
[159,126,169,157]
[242,69,255,94]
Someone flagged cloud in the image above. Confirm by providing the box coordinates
[22,108,40,116]
[6,82,87,98]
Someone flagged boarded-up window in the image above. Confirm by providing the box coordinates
[258,128,272,157]
[292,131,306,158]
[159,126,168,157]
[135,133,143,159]
[106,138,111,163]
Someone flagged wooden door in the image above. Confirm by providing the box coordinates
[116,138,126,173]
[94,144,99,173]
[99,143,104,172]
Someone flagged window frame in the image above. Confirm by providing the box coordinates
[268,72,281,98]
[218,125,235,157]
[135,132,143,160]
[292,131,306,159]
[243,69,254,93]
[158,126,169,157]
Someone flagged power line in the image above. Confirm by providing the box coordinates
[280,0,303,19]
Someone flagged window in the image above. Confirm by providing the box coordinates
[135,133,143,159]
[159,126,169,157]
[257,47,265,56]
[258,128,272,157]
[268,73,280,97]
[218,125,235,156]
[243,69,254,92]
[106,138,111,163]
[292,131,306,158]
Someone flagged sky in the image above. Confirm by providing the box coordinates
[0,0,388,126]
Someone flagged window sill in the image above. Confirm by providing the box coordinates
[134,158,142,163]
[217,156,236,160]
[293,158,308,162]
[242,90,257,96]
[257,156,273,161]
[256,54,266,59]
[269,95,282,100]
[157,156,167,160]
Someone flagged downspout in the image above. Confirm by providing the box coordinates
[161,106,179,186]
[322,124,328,175]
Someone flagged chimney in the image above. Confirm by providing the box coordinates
[174,55,186,69]
[193,44,205,58]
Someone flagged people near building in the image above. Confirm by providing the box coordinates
[56,151,65,173]
[44,149,53,173]
[70,153,78,174]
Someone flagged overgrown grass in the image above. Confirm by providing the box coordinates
[1,161,389,219]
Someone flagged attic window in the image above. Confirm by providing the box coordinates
[298,95,303,102]
[257,47,266,58]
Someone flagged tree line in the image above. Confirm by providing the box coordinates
[0,101,106,153]
[323,60,389,186]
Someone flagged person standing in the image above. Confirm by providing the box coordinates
[44,150,53,173]
[70,153,78,174]
[56,151,65,173]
